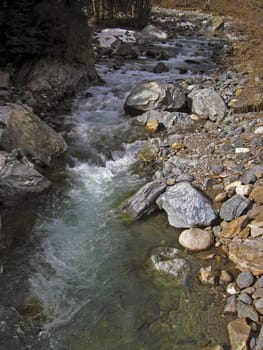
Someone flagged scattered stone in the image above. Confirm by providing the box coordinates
[250,186,263,204]
[236,184,253,196]
[223,295,237,314]
[178,227,214,252]
[255,298,263,315]
[253,288,263,299]
[226,282,240,295]
[215,192,227,203]
[220,215,249,239]
[237,301,259,322]
[121,180,166,219]
[156,182,217,228]
[220,270,233,285]
[219,195,251,221]
[236,271,254,289]
[255,325,263,350]
[227,318,250,350]
[238,293,253,305]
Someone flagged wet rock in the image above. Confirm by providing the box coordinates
[223,295,237,314]
[203,16,225,34]
[149,246,191,283]
[188,88,227,122]
[176,173,194,183]
[137,138,161,163]
[229,238,263,275]
[237,301,259,322]
[236,272,255,289]
[227,318,251,350]
[124,81,186,116]
[198,266,220,286]
[219,195,251,221]
[113,41,138,59]
[121,180,166,219]
[0,160,51,206]
[178,228,214,252]
[145,118,159,133]
[156,182,217,228]
[153,62,169,73]
[1,106,67,166]
[137,24,168,42]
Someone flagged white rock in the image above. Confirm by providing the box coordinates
[236,184,253,196]
[235,148,250,153]
[254,126,263,134]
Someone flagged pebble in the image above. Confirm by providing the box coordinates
[236,271,254,289]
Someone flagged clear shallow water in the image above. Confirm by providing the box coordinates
[3,36,232,349]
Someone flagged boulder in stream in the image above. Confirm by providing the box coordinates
[124,81,186,116]
[1,106,67,166]
[136,24,167,42]
[156,182,217,228]
[121,180,166,219]
[149,246,191,283]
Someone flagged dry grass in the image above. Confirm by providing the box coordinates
[155,0,263,89]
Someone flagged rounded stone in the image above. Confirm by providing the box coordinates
[236,271,254,289]
[179,228,214,252]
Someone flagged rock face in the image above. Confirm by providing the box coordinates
[124,81,186,116]
[179,228,214,251]
[1,106,67,166]
[0,160,51,206]
[156,182,217,228]
[16,58,98,95]
[121,180,166,219]
[149,246,191,283]
[227,318,251,350]
[228,238,263,275]
[188,88,227,122]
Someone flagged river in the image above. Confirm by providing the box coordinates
[1,22,232,350]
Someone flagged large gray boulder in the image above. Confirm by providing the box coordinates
[124,81,186,116]
[149,246,191,283]
[121,180,166,219]
[0,160,51,206]
[1,106,67,166]
[188,88,227,122]
[156,182,217,228]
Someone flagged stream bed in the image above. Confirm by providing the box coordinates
[1,23,234,350]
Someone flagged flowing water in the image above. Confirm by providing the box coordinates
[1,34,233,349]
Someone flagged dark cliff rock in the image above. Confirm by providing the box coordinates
[0,0,98,94]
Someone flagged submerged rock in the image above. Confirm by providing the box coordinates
[156,182,217,228]
[121,180,166,219]
[0,160,51,206]
[227,318,251,350]
[1,106,67,166]
[149,246,191,283]
[124,81,186,116]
